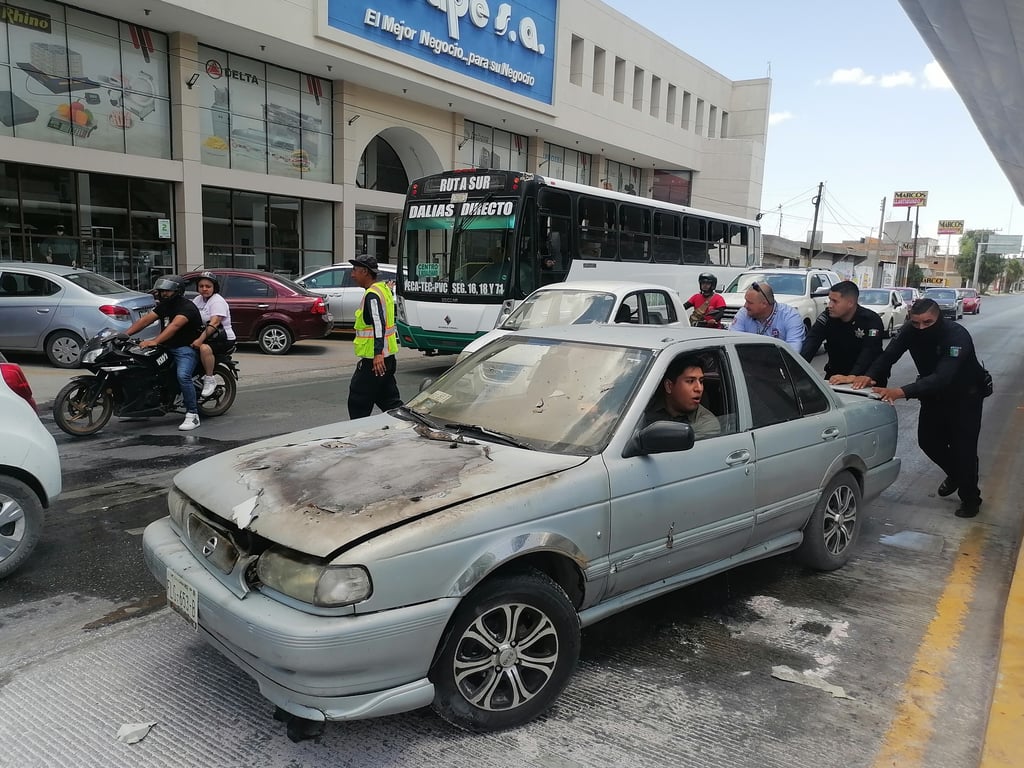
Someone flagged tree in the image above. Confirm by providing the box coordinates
[1004,258,1024,292]
[957,229,1006,291]
[907,263,924,287]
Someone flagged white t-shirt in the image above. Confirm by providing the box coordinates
[193,293,236,341]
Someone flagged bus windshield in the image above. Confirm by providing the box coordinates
[400,197,519,300]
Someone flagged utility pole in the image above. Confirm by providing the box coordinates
[807,181,824,267]
[777,204,782,237]
[875,196,886,284]
[911,204,920,273]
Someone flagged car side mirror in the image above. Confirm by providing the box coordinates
[622,421,695,458]
[418,377,434,393]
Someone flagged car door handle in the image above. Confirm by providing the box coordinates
[257,303,271,309]
[36,308,51,314]
[725,450,751,466]
[821,427,841,440]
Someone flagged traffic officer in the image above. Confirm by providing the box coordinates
[849,298,989,518]
[801,280,887,385]
[347,255,403,419]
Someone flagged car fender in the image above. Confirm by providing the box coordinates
[251,311,295,334]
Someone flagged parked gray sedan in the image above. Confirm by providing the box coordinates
[143,325,900,733]
[0,263,156,367]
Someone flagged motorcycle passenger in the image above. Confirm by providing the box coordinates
[124,275,204,431]
[191,271,235,397]
[684,272,726,328]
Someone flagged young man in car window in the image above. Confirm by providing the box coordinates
[642,354,721,439]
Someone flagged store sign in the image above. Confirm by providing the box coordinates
[893,190,928,207]
[157,218,172,239]
[325,0,557,104]
[205,58,260,85]
[937,219,964,235]
[1,3,51,33]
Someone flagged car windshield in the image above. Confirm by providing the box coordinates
[725,273,805,295]
[897,288,915,302]
[859,289,890,305]
[500,290,617,331]
[924,288,956,301]
[404,337,653,454]
[63,271,133,295]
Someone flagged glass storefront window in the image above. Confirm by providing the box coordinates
[197,44,333,181]
[542,142,591,185]
[605,160,642,195]
[202,187,333,277]
[458,120,528,172]
[1,1,171,158]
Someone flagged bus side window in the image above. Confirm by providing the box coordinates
[682,215,707,264]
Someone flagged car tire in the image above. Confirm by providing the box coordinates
[430,569,580,733]
[45,330,84,368]
[796,470,862,571]
[0,475,44,580]
[257,324,293,355]
[196,362,237,417]
[886,319,894,339]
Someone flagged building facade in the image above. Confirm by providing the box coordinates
[0,0,770,288]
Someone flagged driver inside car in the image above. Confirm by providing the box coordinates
[642,353,721,439]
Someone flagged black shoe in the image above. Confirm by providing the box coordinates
[955,503,981,518]
[937,478,958,497]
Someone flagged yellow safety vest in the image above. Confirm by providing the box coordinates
[353,282,398,358]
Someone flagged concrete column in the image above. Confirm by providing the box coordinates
[169,33,204,273]
[333,79,353,265]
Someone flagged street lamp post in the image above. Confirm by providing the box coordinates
[971,239,984,289]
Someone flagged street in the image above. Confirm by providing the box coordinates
[1,301,1023,768]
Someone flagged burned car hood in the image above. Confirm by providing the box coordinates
[173,417,588,557]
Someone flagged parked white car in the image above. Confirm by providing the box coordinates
[457,280,689,362]
[0,352,62,579]
[857,288,908,337]
[719,268,841,330]
[297,263,398,328]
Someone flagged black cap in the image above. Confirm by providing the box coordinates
[349,255,379,275]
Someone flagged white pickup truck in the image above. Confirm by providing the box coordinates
[718,268,842,330]
[457,280,690,361]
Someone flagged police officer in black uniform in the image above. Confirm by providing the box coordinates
[849,298,988,517]
[801,280,887,384]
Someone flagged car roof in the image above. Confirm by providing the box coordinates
[0,261,90,276]
[499,321,779,351]
[531,280,680,295]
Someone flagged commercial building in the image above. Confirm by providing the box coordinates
[0,0,770,288]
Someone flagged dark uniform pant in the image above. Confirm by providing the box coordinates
[917,394,983,506]
[348,355,402,419]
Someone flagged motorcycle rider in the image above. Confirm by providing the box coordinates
[124,275,205,431]
[191,271,235,397]
[684,272,726,328]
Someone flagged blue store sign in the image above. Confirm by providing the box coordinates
[327,0,556,104]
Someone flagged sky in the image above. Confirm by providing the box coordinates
[601,0,1021,253]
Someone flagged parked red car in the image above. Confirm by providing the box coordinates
[182,270,333,355]
[957,288,981,315]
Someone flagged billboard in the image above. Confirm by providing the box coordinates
[985,234,1022,255]
[326,0,557,104]
[893,190,928,207]
[937,219,964,235]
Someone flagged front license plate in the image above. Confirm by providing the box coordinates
[166,568,198,631]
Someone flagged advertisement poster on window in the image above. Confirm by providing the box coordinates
[0,1,171,158]
[197,44,333,182]
[325,0,556,104]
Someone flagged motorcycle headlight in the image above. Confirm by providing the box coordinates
[81,347,103,365]
[257,549,372,607]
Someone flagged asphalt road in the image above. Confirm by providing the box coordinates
[1,301,1022,768]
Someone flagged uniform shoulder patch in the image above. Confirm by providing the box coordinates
[949,346,961,357]
[866,329,879,337]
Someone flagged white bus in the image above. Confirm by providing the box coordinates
[396,169,761,355]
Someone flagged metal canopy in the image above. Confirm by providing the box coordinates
[899,0,1024,204]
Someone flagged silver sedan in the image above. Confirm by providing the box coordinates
[0,263,156,367]
[143,325,901,733]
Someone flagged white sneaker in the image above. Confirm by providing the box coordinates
[179,412,200,431]
[201,376,217,397]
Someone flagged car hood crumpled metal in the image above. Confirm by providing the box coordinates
[173,417,588,557]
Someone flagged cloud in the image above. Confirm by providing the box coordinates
[922,60,953,89]
[880,70,916,88]
[829,67,875,86]
[768,111,794,126]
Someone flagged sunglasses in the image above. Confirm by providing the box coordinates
[750,281,766,297]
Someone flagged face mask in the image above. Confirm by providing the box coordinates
[912,317,942,338]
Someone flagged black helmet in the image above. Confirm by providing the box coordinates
[197,271,221,293]
[698,272,717,290]
[152,275,185,301]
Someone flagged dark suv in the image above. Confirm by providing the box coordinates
[182,270,333,355]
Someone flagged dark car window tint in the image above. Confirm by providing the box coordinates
[782,351,830,415]
[225,276,273,298]
[28,276,60,296]
[737,344,801,427]
[63,272,132,295]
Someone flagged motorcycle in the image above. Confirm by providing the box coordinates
[53,328,239,437]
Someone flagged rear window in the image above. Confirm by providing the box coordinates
[63,272,133,295]
[270,274,318,296]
